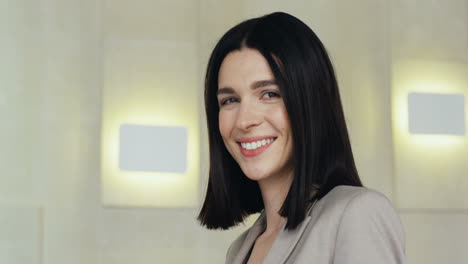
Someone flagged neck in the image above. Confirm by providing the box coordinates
[257,171,293,236]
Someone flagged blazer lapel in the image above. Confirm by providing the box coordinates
[231,212,267,264]
[263,201,317,264]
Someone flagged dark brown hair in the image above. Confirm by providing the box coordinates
[198,12,362,230]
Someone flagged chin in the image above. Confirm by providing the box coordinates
[241,167,270,182]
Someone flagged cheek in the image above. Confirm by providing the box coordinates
[218,111,233,140]
[268,105,291,133]
[218,111,237,158]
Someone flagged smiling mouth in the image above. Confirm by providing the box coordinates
[240,138,275,150]
[237,137,276,157]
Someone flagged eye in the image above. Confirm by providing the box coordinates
[220,97,238,106]
[262,91,280,99]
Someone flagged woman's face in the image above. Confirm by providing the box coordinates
[217,48,293,183]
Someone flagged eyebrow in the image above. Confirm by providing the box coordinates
[217,79,277,96]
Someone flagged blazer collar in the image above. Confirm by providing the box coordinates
[232,201,317,264]
[232,211,267,264]
[264,201,316,263]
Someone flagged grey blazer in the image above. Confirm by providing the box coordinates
[226,186,406,264]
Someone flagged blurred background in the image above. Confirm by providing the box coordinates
[1,0,467,263]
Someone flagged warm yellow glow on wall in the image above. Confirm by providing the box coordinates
[392,60,468,209]
[100,39,199,208]
[393,62,466,136]
[101,115,199,208]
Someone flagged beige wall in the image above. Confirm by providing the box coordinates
[391,1,468,263]
[1,0,467,263]
[1,0,101,263]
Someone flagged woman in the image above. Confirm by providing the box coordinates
[197,12,405,264]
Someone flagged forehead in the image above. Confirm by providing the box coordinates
[218,48,274,87]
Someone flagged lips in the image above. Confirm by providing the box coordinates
[237,137,276,157]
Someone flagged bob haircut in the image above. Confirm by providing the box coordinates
[198,12,362,231]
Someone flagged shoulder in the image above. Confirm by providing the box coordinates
[312,186,400,221]
[326,185,401,224]
[317,185,405,242]
[318,185,388,209]
[309,186,388,221]
[319,185,406,263]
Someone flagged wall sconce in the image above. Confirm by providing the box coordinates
[408,92,465,135]
[393,60,468,211]
[119,124,187,173]
[101,122,197,208]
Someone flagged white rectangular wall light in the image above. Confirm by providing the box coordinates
[119,124,187,173]
[408,92,465,135]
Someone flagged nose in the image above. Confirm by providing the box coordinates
[235,100,262,131]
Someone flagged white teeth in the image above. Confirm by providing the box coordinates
[240,138,275,150]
